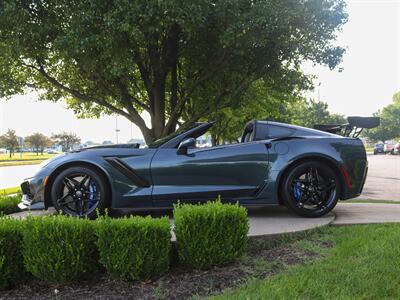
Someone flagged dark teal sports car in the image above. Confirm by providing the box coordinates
[19,117,378,218]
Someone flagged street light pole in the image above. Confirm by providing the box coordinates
[317,82,321,102]
[115,115,120,144]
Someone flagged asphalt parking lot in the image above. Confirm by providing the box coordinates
[360,154,400,201]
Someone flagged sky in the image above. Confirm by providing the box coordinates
[1,0,399,143]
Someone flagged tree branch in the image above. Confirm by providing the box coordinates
[24,62,152,138]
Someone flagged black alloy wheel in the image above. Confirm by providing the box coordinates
[281,161,340,218]
[51,166,110,218]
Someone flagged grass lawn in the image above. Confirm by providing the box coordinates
[0,152,57,167]
[212,224,400,299]
[0,186,20,196]
[365,146,373,152]
[0,152,56,161]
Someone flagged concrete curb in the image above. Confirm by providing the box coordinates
[9,205,336,239]
[13,203,400,238]
[332,203,400,225]
[247,212,336,238]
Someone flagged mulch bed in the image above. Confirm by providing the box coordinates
[0,234,332,300]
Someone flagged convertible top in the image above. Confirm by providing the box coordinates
[149,116,378,149]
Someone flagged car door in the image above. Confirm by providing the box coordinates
[150,141,270,206]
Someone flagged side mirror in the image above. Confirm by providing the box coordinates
[177,138,196,155]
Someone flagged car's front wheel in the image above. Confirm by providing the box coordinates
[51,166,110,218]
[281,161,340,218]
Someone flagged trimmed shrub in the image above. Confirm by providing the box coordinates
[0,194,21,215]
[96,216,171,280]
[22,215,99,283]
[0,218,25,289]
[174,201,249,269]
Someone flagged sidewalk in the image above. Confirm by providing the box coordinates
[332,202,400,225]
[9,203,400,237]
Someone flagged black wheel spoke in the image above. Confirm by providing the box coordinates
[291,166,337,212]
[57,193,74,206]
[79,174,90,188]
[80,198,85,215]
[63,178,75,192]
[315,168,321,183]
[297,193,307,207]
[57,173,101,217]
[318,182,336,192]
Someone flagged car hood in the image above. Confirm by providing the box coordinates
[73,143,141,152]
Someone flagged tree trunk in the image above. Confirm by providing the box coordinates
[151,80,166,140]
[141,129,156,145]
[211,134,219,146]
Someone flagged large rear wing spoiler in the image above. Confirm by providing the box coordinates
[314,116,380,138]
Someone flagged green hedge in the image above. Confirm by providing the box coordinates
[0,194,21,215]
[22,215,99,283]
[0,201,250,287]
[96,216,171,280]
[174,201,249,269]
[0,218,25,289]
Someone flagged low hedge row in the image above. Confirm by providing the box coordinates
[0,194,21,215]
[96,216,171,280]
[174,201,249,269]
[23,216,99,282]
[0,218,25,289]
[0,201,249,290]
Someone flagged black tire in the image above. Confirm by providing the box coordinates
[281,161,340,218]
[51,166,110,218]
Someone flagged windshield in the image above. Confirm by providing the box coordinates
[148,124,198,148]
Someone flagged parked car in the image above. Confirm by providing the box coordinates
[384,141,396,154]
[373,143,385,155]
[393,142,400,155]
[19,117,377,219]
[46,149,59,154]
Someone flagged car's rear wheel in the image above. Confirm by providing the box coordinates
[51,166,110,218]
[281,161,340,218]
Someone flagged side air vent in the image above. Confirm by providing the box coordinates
[104,157,150,187]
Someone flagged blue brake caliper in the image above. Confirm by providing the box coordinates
[293,182,302,202]
[88,181,97,209]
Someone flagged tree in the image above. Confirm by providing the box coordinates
[25,133,53,155]
[0,0,347,144]
[208,87,347,144]
[51,132,81,152]
[363,92,400,143]
[207,78,303,145]
[0,129,19,158]
[288,99,346,128]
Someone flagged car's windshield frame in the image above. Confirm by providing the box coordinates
[147,124,199,148]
